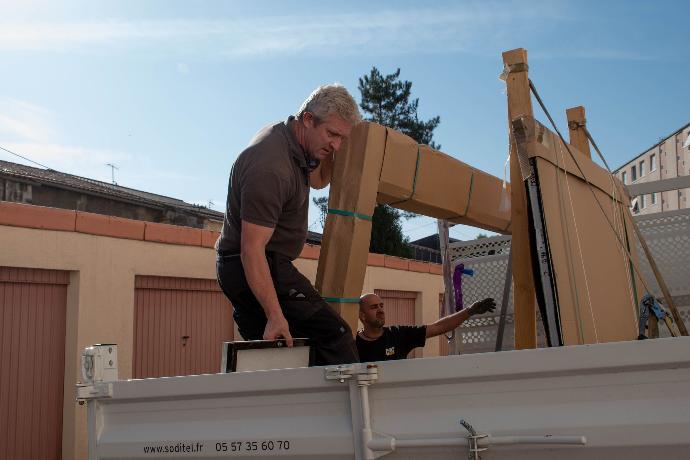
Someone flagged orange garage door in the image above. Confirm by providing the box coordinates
[374,289,420,358]
[133,276,233,378]
[0,266,68,460]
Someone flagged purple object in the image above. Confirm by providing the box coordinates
[453,264,474,311]
[453,264,464,311]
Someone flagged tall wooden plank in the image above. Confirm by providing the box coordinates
[566,106,591,159]
[503,48,538,349]
[315,122,387,332]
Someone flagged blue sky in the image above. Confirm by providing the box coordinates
[1,0,688,241]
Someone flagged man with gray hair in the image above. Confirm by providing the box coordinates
[216,84,362,365]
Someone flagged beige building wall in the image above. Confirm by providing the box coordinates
[616,123,690,215]
[0,203,443,460]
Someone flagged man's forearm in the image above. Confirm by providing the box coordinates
[427,298,496,338]
[435,309,471,334]
[241,248,283,318]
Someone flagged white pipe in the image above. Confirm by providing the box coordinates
[489,435,586,446]
[358,383,377,460]
[87,400,97,460]
[368,435,586,452]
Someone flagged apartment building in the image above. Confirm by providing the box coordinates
[615,122,690,215]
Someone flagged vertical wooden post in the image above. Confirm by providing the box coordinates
[503,48,538,349]
[566,106,591,158]
[315,122,387,333]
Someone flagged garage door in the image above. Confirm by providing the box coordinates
[133,276,233,378]
[0,266,68,460]
[374,289,419,358]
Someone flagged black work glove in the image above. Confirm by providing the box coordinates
[468,298,496,316]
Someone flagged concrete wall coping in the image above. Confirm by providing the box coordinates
[0,201,442,274]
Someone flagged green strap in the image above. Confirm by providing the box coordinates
[410,144,421,198]
[463,171,475,216]
[323,297,361,303]
[327,208,373,221]
[447,171,476,221]
[390,144,422,206]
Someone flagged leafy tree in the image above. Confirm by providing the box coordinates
[358,67,441,256]
[313,196,328,229]
[369,203,412,258]
[476,233,489,239]
[359,68,440,149]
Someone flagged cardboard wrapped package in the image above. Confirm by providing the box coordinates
[316,121,512,333]
[377,128,511,233]
[513,116,640,345]
[315,122,387,326]
[316,214,372,327]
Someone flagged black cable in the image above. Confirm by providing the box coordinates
[0,145,54,170]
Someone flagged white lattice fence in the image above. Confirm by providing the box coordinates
[634,208,690,337]
[446,236,547,354]
[445,208,690,353]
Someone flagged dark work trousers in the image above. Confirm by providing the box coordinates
[216,252,359,366]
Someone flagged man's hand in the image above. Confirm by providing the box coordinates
[263,311,294,347]
[241,220,294,347]
[468,298,496,316]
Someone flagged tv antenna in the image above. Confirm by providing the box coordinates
[106,163,119,185]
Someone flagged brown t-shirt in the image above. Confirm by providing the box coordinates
[216,117,310,260]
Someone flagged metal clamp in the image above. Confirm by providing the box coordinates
[325,364,357,383]
[459,419,488,460]
[325,363,379,384]
[568,120,586,130]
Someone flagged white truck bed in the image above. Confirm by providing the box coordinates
[79,336,690,459]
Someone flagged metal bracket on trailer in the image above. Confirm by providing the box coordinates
[76,382,113,403]
[327,364,586,459]
[325,363,379,384]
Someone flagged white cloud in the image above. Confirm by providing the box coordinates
[0,98,56,142]
[0,2,571,58]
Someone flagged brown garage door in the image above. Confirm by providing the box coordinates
[374,289,419,358]
[0,266,68,460]
[133,276,233,378]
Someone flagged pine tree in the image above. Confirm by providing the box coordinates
[312,196,328,229]
[358,67,441,257]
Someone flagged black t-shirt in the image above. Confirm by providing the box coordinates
[356,326,427,362]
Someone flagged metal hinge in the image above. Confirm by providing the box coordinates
[325,363,379,384]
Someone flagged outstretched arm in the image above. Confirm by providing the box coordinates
[425,298,496,338]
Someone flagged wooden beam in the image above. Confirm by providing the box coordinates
[315,123,387,333]
[377,127,511,233]
[566,106,591,159]
[502,48,538,349]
